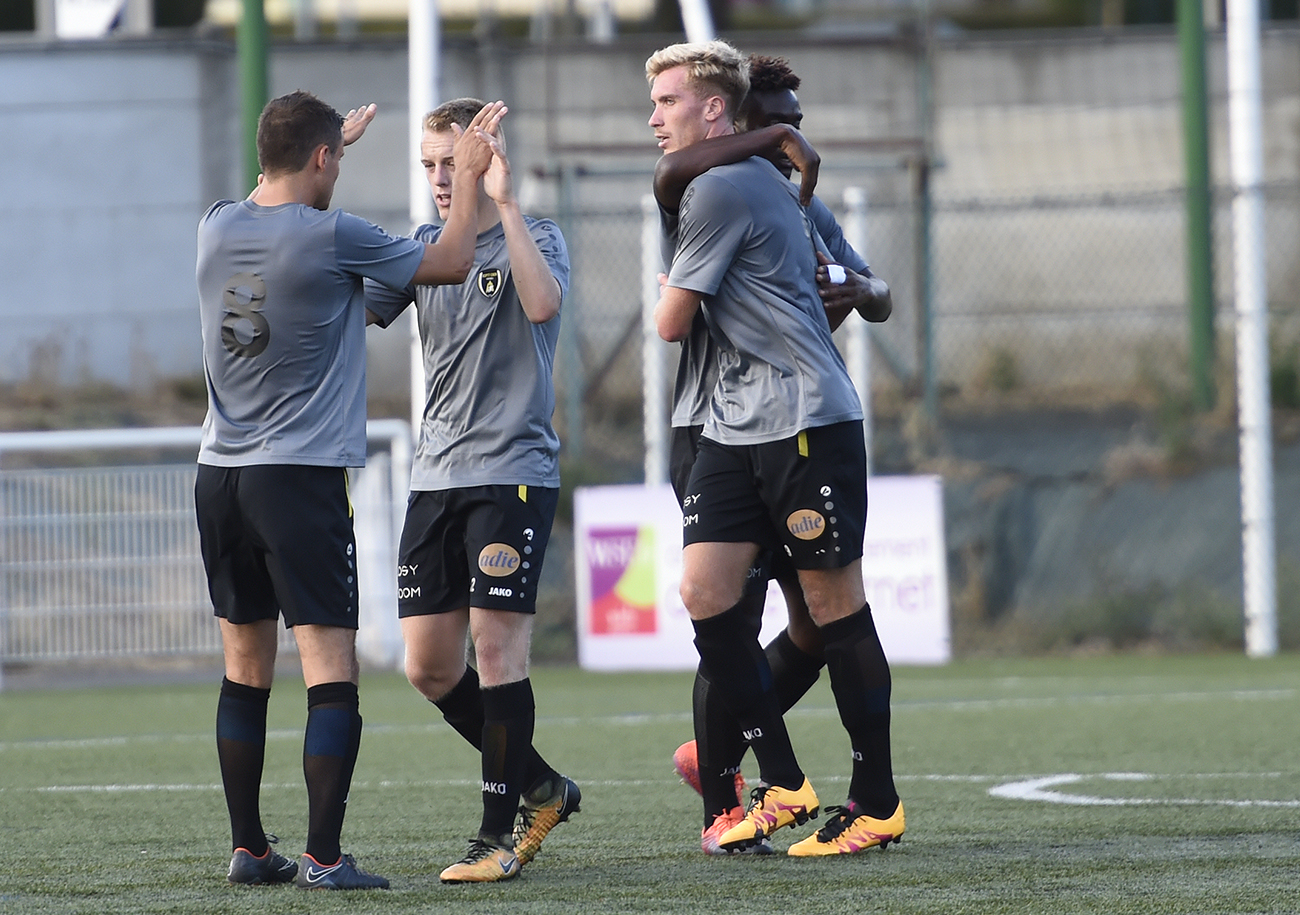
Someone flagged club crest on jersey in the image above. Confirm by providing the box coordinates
[786,509,826,541]
[477,268,504,298]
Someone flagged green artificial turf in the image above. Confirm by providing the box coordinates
[2,653,1299,914]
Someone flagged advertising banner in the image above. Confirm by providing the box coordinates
[574,476,949,670]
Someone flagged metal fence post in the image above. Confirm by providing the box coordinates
[844,187,873,476]
[641,194,668,485]
[557,164,585,460]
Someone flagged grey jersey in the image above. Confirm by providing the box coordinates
[659,199,714,430]
[667,159,863,444]
[667,191,872,430]
[807,194,870,275]
[365,218,569,490]
[196,199,425,467]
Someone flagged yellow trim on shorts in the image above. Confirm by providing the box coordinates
[344,468,354,518]
[518,484,528,502]
[797,430,809,457]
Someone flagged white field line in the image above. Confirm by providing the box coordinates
[4,688,1298,806]
[2,687,1293,755]
[10,772,1298,808]
[988,772,1300,808]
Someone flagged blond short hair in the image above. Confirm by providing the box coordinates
[424,97,486,133]
[645,40,749,122]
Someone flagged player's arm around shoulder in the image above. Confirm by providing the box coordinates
[653,125,818,210]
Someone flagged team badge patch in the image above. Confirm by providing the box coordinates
[478,542,521,577]
[477,268,504,298]
[786,509,826,541]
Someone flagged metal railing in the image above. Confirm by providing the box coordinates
[0,422,412,687]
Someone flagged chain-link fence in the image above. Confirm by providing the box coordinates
[544,176,1300,477]
[931,184,1300,403]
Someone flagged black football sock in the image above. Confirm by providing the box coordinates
[692,666,748,824]
[695,591,764,824]
[433,665,555,796]
[821,604,899,819]
[478,679,535,846]
[691,601,803,790]
[216,677,271,855]
[766,628,825,713]
[303,681,362,864]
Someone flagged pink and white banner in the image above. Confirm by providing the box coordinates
[574,476,950,671]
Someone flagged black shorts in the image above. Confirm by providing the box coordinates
[397,484,558,617]
[670,423,770,593]
[682,421,867,571]
[669,424,704,506]
[195,464,359,629]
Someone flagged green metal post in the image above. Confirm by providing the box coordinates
[916,0,937,420]
[1179,0,1216,409]
[918,158,936,420]
[239,0,269,193]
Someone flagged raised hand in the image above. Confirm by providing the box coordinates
[480,129,514,206]
[342,103,378,146]
[451,100,507,179]
[469,98,508,139]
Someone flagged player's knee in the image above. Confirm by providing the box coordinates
[786,614,823,656]
[679,576,733,620]
[679,577,709,617]
[472,639,528,685]
[405,656,455,701]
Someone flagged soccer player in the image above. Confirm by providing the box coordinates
[195,91,500,890]
[364,98,578,884]
[647,40,905,857]
[652,54,895,855]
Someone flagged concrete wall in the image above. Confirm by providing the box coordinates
[2,27,1297,396]
[1,39,234,388]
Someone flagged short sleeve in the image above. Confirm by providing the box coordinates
[666,173,751,296]
[361,223,440,328]
[529,218,572,301]
[334,211,427,290]
[807,196,869,275]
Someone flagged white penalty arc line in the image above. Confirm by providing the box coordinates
[989,773,1300,808]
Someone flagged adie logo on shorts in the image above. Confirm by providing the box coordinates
[478,268,504,298]
[786,509,826,541]
[478,543,521,577]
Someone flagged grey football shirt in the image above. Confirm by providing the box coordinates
[807,194,870,275]
[667,191,872,431]
[365,218,569,490]
[667,158,863,445]
[659,199,715,431]
[196,199,425,467]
